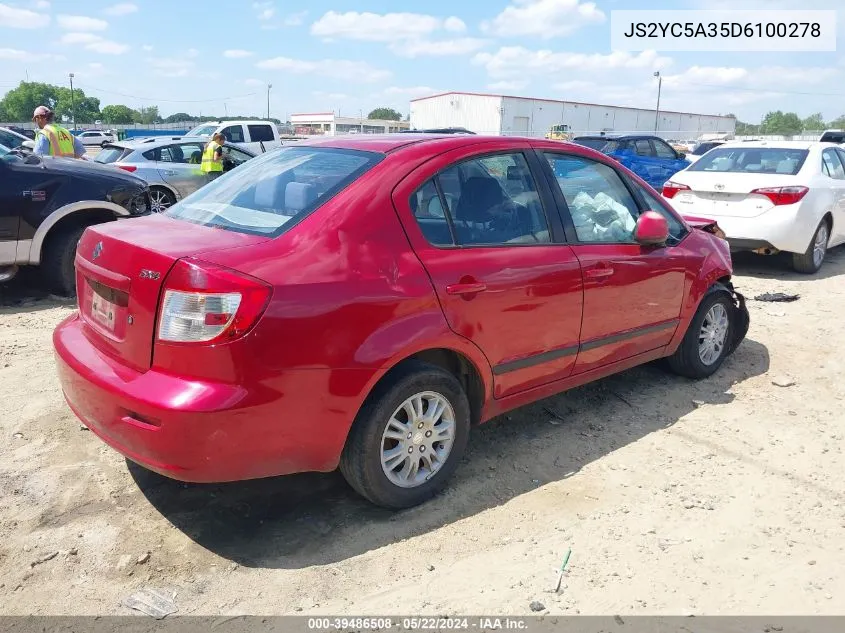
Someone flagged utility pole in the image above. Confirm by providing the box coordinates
[69,73,76,130]
[359,109,363,133]
[267,83,272,120]
[653,71,662,133]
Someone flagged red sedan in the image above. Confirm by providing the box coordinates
[53,134,749,508]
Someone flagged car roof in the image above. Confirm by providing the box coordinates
[716,140,825,150]
[0,126,30,140]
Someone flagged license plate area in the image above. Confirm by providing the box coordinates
[83,278,129,340]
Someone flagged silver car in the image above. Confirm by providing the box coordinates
[94,137,256,212]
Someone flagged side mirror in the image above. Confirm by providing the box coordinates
[678,152,686,160]
[634,210,670,246]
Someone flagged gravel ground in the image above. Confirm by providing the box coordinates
[1,248,844,616]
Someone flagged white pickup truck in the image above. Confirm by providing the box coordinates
[185,120,301,154]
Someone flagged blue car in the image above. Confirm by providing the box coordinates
[572,135,691,190]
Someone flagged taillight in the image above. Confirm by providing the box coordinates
[750,186,809,206]
[662,181,690,199]
[117,165,137,172]
[157,258,272,344]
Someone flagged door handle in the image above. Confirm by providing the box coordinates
[163,171,177,176]
[585,266,614,279]
[446,281,487,295]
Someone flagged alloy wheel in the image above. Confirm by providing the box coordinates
[149,189,173,213]
[698,303,729,366]
[813,223,829,269]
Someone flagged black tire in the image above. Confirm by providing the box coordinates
[340,361,471,509]
[792,218,829,274]
[667,284,735,379]
[149,187,177,213]
[41,224,87,297]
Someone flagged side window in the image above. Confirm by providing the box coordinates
[653,139,677,159]
[634,139,654,156]
[632,182,687,243]
[222,145,254,167]
[410,152,550,247]
[836,148,845,172]
[221,125,245,143]
[822,149,845,180]
[544,153,639,243]
[158,145,190,163]
[181,144,205,164]
[247,124,275,143]
[142,148,158,161]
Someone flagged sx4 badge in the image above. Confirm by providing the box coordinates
[139,269,161,280]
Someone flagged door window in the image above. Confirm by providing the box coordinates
[634,139,654,156]
[409,152,550,247]
[652,139,678,159]
[221,125,245,143]
[544,153,639,243]
[247,124,275,143]
[631,181,687,244]
[221,145,253,169]
[822,148,845,180]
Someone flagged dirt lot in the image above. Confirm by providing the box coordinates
[1,250,844,617]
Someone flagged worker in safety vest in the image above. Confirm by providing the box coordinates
[201,132,225,182]
[32,105,86,158]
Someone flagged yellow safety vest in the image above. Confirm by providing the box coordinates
[201,140,223,173]
[38,124,76,157]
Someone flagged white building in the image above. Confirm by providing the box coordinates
[290,112,410,136]
[409,92,735,140]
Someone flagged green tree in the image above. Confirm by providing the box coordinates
[54,87,100,125]
[0,81,60,121]
[367,107,402,121]
[759,111,803,136]
[802,112,826,131]
[164,112,194,123]
[827,115,845,129]
[101,104,137,124]
[133,105,161,125]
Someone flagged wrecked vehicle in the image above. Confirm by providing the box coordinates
[54,134,749,509]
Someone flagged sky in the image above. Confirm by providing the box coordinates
[0,0,843,123]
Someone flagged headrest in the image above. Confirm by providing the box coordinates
[285,182,317,212]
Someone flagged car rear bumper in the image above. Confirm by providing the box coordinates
[704,205,812,254]
[53,312,363,482]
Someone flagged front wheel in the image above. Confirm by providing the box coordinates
[149,187,177,213]
[667,285,736,379]
[792,218,829,274]
[41,225,87,297]
[340,362,471,509]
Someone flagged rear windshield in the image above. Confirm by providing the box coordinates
[187,124,217,137]
[95,146,132,164]
[573,138,610,151]
[687,147,809,175]
[692,142,721,155]
[165,147,383,237]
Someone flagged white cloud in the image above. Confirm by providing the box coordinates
[224,49,254,58]
[393,38,489,58]
[57,14,108,31]
[443,16,466,33]
[256,56,391,82]
[481,0,605,39]
[487,80,529,91]
[104,3,138,16]
[60,32,128,54]
[148,58,195,78]
[0,3,50,28]
[284,11,307,26]
[253,1,275,20]
[311,11,458,42]
[473,47,671,79]
[0,47,63,62]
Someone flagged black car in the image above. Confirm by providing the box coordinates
[0,144,151,295]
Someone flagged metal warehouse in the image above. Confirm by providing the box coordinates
[409,91,736,139]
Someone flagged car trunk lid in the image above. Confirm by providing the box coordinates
[75,214,271,371]
[667,173,801,218]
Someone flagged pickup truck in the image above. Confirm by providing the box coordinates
[184,120,286,154]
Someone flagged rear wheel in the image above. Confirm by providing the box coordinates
[41,225,87,297]
[149,187,176,213]
[340,361,471,509]
[667,284,735,379]
[792,218,829,274]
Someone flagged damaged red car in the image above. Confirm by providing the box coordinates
[53,134,749,508]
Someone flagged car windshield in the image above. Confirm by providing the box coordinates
[687,147,809,175]
[573,138,611,151]
[187,124,217,137]
[95,146,132,163]
[165,146,383,237]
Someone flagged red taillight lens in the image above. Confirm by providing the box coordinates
[157,258,272,344]
[662,181,690,199]
[117,165,137,172]
[750,186,809,206]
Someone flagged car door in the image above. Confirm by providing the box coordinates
[823,148,845,245]
[221,145,254,172]
[540,150,688,375]
[155,143,207,197]
[0,159,21,264]
[652,137,689,187]
[392,142,584,399]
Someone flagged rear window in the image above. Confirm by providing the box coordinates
[95,146,133,164]
[248,124,275,143]
[188,124,217,137]
[573,138,611,151]
[688,147,809,175]
[164,147,383,237]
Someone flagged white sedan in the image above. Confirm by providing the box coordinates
[77,130,116,147]
[662,141,845,274]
